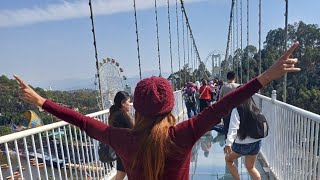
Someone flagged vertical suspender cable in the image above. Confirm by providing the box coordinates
[240,0,243,84]
[187,28,190,82]
[258,0,262,75]
[283,0,288,102]
[232,5,235,71]
[246,0,249,82]
[154,0,162,77]
[191,41,194,82]
[133,0,142,80]
[178,1,185,118]
[88,0,104,109]
[181,6,186,83]
[236,0,239,77]
[175,0,182,88]
[167,0,174,86]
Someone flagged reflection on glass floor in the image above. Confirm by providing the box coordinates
[189,130,269,180]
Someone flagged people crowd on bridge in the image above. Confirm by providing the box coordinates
[14,42,300,180]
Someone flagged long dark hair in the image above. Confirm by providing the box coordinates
[108,91,132,125]
[237,98,256,140]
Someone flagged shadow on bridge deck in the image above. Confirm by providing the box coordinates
[189,130,269,180]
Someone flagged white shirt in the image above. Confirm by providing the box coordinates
[225,108,261,147]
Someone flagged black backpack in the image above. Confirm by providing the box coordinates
[98,142,117,163]
[184,88,196,103]
[236,98,269,139]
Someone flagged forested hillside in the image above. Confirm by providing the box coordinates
[0,75,99,128]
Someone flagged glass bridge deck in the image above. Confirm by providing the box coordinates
[189,130,269,180]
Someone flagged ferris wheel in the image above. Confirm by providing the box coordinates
[96,58,127,109]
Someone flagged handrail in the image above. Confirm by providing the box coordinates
[255,93,320,122]
[254,91,320,180]
[0,109,109,144]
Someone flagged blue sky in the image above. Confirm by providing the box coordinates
[1,0,319,88]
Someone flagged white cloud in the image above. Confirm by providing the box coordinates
[0,0,206,28]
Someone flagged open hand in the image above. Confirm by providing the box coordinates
[224,146,232,155]
[14,75,46,107]
[258,41,300,86]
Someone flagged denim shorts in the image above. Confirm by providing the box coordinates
[231,140,262,156]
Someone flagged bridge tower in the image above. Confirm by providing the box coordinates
[205,51,224,79]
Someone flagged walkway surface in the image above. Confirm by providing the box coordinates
[189,130,269,180]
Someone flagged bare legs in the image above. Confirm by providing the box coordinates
[225,152,261,180]
[245,155,261,180]
[225,151,241,180]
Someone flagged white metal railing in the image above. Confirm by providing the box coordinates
[0,90,185,180]
[253,90,320,180]
[0,109,114,180]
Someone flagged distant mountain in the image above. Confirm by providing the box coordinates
[34,77,96,91]
[34,70,170,91]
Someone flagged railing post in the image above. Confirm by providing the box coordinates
[271,90,277,103]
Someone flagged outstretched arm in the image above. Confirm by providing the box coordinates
[14,75,112,145]
[172,42,300,147]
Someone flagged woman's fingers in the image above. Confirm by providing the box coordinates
[285,58,298,64]
[14,75,28,88]
[281,41,299,59]
[283,58,301,72]
[285,67,301,72]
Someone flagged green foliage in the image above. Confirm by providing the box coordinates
[291,88,320,114]
[168,62,211,90]
[221,21,320,114]
[0,126,11,136]
[0,76,100,127]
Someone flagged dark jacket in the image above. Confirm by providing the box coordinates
[110,111,133,129]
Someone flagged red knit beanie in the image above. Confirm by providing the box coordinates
[133,76,174,116]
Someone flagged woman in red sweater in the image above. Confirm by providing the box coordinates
[15,42,300,180]
[198,79,213,112]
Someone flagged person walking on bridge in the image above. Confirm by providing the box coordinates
[14,42,300,180]
[219,71,240,139]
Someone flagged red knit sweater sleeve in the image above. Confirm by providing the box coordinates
[42,100,112,145]
[171,78,263,148]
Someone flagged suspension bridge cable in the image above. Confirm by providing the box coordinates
[133,0,142,80]
[88,0,104,109]
[181,5,186,84]
[187,28,190,82]
[193,44,195,82]
[179,0,206,79]
[283,0,288,102]
[232,0,237,71]
[167,0,174,85]
[224,0,235,74]
[175,0,182,88]
[240,0,243,84]
[186,29,190,67]
[178,1,185,118]
[246,0,249,82]
[154,0,162,77]
[190,40,194,82]
[258,0,262,76]
[236,0,239,51]
[236,0,239,77]
[232,8,235,71]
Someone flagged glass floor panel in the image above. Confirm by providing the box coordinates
[189,130,269,180]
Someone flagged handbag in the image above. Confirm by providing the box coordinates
[98,142,117,163]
